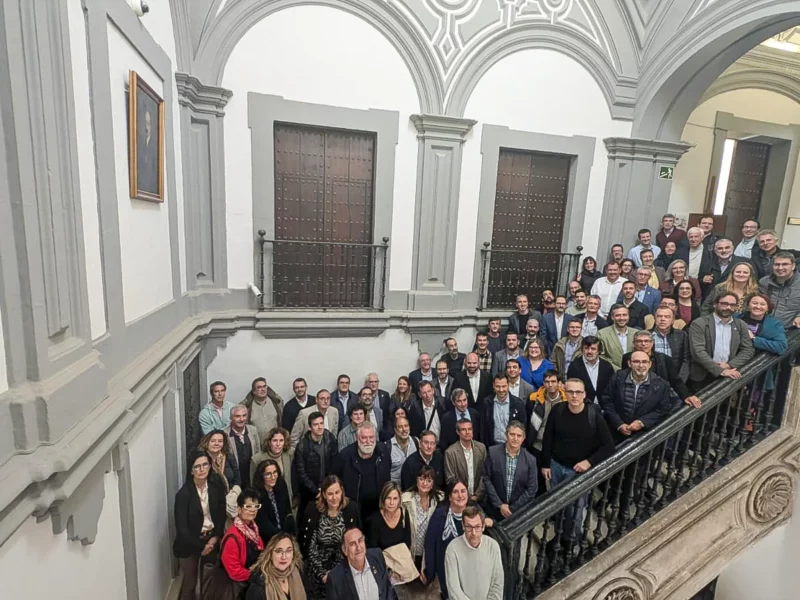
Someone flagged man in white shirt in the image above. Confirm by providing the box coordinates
[505,358,533,401]
[327,528,394,600]
[627,228,661,267]
[411,381,442,439]
[687,226,705,278]
[734,218,759,258]
[590,261,626,318]
[444,418,487,501]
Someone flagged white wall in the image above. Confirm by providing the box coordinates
[128,400,172,600]
[0,303,7,394]
[67,0,107,340]
[670,89,800,247]
[221,6,421,291]
[0,472,127,598]
[453,49,633,290]
[108,21,175,323]
[206,327,477,403]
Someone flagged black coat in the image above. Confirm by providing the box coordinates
[300,500,361,553]
[292,430,338,500]
[698,254,750,299]
[408,369,434,395]
[173,477,227,558]
[566,357,615,403]
[400,449,445,490]
[438,408,481,449]
[254,478,296,546]
[574,312,610,331]
[452,370,492,410]
[327,549,398,600]
[622,351,691,403]
[615,298,650,329]
[655,328,690,378]
[480,393,526,447]
[375,388,394,441]
[334,443,392,520]
[332,390,359,431]
[407,397,446,439]
[600,371,675,442]
[281,395,314,432]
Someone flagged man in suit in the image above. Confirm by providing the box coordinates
[454,352,492,409]
[365,372,393,441]
[491,332,523,377]
[432,359,455,407]
[507,294,543,336]
[505,358,534,402]
[480,374,526,447]
[401,430,445,490]
[575,295,609,337]
[631,266,662,313]
[597,304,639,370]
[281,377,315,432]
[409,353,435,394]
[650,304,691,380]
[617,281,650,329]
[439,388,481,449]
[225,405,261,488]
[637,249,668,288]
[327,527,397,600]
[552,319,584,380]
[520,318,546,353]
[567,336,615,404]
[408,381,444,439]
[699,215,721,254]
[332,374,359,431]
[601,351,677,444]
[481,420,538,521]
[699,238,749,299]
[291,389,340,448]
[542,295,573,352]
[688,292,755,391]
[444,417,487,502]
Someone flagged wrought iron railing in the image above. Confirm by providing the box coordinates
[478,243,583,310]
[488,331,800,599]
[257,230,389,310]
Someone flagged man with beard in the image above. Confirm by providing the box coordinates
[433,359,455,406]
[281,377,315,432]
[597,304,638,370]
[335,421,391,522]
[356,386,384,438]
[688,292,755,391]
[442,337,466,376]
[472,332,494,373]
[491,332,522,378]
[455,351,492,408]
[507,294,543,336]
[566,288,588,316]
[386,416,417,484]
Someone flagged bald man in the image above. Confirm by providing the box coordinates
[454,352,492,410]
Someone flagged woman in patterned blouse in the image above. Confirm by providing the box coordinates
[401,465,444,582]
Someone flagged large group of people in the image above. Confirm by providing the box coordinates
[174,213,797,600]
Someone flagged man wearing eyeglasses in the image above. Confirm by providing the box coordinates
[327,527,397,600]
[444,506,504,600]
[688,292,755,392]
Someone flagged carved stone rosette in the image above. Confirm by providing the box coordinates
[748,472,794,523]
[602,586,641,600]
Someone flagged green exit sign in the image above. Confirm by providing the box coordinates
[659,166,674,180]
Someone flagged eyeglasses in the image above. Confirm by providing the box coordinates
[273,548,294,557]
[264,471,279,479]
[463,525,483,532]
[243,503,261,510]
[565,390,584,396]
[192,462,210,471]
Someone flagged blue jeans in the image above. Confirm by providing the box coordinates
[550,460,589,542]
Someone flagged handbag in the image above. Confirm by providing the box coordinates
[382,543,419,586]
[201,534,247,600]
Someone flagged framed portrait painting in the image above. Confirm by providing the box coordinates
[128,70,165,202]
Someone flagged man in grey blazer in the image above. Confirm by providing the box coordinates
[444,417,487,503]
[688,292,755,392]
[481,420,538,521]
[225,405,261,489]
[492,332,522,377]
[291,391,339,448]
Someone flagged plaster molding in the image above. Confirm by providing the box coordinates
[748,469,794,523]
[700,68,800,106]
[175,72,233,116]
[410,114,476,141]
[48,454,111,546]
[604,137,694,164]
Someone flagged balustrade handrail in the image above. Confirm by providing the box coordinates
[492,329,800,546]
[259,237,390,249]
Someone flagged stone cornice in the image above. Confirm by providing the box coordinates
[604,137,694,162]
[410,114,477,142]
[175,72,233,116]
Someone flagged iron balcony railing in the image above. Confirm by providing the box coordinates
[488,331,800,599]
[257,230,389,310]
[478,242,583,310]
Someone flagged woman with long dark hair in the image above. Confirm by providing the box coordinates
[253,459,296,545]
[576,256,601,292]
[673,280,701,325]
[246,533,306,600]
[402,465,444,578]
[173,450,227,600]
[391,376,416,414]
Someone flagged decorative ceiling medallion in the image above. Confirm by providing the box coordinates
[749,472,793,523]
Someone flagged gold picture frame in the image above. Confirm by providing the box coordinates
[128,70,165,202]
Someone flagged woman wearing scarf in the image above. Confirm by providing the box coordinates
[221,489,266,595]
[424,480,469,599]
[246,533,306,600]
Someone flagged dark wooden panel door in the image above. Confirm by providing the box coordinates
[273,124,375,307]
[723,140,769,242]
[182,355,201,455]
[488,149,571,308]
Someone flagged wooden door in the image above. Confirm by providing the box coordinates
[487,149,571,308]
[273,123,376,307]
[722,140,769,242]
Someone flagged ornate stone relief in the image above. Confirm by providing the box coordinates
[748,471,794,523]
[603,587,641,600]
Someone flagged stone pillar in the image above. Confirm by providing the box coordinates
[407,114,476,311]
[175,73,233,290]
[598,138,693,258]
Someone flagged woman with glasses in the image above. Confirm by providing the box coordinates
[402,465,444,580]
[673,280,701,325]
[173,450,227,600]
[221,489,266,593]
[660,259,702,302]
[246,533,306,600]
[251,428,295,508]
[253,459,295,545]
[302,475,360,600]
[519,339,555,389]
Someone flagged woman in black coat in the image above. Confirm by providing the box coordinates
[576,256,602,293]
[253,458,296,546]
[173,449,227,600]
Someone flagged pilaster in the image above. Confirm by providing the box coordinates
[408,114,476,311]
[598,138,693,258]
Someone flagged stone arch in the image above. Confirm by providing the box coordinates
[699,69,800,106]
[445,24,634,119]
[193,0,444,113]
[633,1,800,140]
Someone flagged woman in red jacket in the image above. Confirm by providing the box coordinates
[221,488,265,594]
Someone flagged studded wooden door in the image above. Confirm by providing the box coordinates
[723,140,769,242]
[487,149,571,308]
[182,355,201,456]
[273,123,376,307]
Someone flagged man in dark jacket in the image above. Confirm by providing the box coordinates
[507,293,543,336]
[407,381,445,439]
[567,336,615,404]
[400,430,445,490]
[601,351,678,444]
[617,281,650,329]
[327,528,397,600]
[334,421,391,522]
[408,353,435,394]
[365,372,394,440]
[332,374,359,431]
[481,420,538,521]
[758,252,800,329]
[442,337,466,376]
[481,374,526,447]
[455,352,493,408]
[439,388,481,449]
[281,378,314,432]
[292,411,337,533]
[650,305,691,380]
[698,238,749,299]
